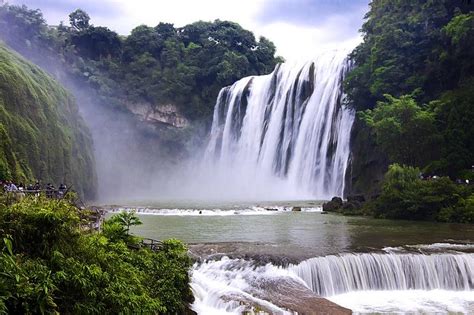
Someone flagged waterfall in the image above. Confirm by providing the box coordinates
[291,253,474,296]
[191,253,474,313]
[203,50,354,200]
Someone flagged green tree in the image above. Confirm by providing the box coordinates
[70,26,122,60]
[371,164,473,222]
[69,9,90,31]
[345,0,472,111]
[0,197,193,314]
[362,94,441,167]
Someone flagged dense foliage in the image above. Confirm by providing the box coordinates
[0,4,281,120]
[361,94,441,168]
[345,0,474,221]
[0,197,192,314]
[348,0,473,177]
[0,44,96,199]
[367,164,474,223]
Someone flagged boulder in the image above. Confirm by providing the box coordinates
[322,197,343,212]
[292,206,302,212]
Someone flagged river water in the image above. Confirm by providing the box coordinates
[120,203,474,314]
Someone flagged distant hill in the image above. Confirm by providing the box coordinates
[0,43,96,198]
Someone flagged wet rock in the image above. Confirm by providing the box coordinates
[183,307,197,315]
[255,277,352,315]
[346,117,388,199]
[292,206,302,212]
[322,197,343,212]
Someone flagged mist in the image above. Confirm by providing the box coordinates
[1,41,354,206]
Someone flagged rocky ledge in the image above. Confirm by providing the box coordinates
[125,102,189,128]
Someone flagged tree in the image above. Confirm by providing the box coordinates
[0,197,193,314]
[371,163,473,222]
[70,26,122,60]
[69,9,90,31]
[362,94,441,168]
[345,0,472,111]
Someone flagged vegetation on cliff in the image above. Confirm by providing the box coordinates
[346,0,474,222]
[0,44,96,199]
[0,196,192,313]
[0,4,281,121]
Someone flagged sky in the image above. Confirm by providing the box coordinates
[10,0,369,60]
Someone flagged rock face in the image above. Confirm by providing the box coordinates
[125,102,189,128]
[345,116,389,199]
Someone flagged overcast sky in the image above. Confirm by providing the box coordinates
[11,0,369,60]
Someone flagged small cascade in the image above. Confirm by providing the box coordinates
[291,253,474,296]
[191,253,474,314]
[203,50,354,200]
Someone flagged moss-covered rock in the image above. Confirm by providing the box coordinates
[0,44,96,198]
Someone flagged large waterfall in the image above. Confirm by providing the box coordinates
[203,50,354,200]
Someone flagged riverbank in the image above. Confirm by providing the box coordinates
[95,202,474,313]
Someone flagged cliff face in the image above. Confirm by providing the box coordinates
[0,44,96,198]
[125,102,189,129]
[345,116,389,198]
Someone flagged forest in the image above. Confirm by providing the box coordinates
[344,0,474,222]
[0,4,281,120]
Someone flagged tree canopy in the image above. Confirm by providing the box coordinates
[347,0,474,178]
[0,4,282,121]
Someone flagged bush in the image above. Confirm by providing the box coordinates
[371,164,473,222]
[0,198,193,314]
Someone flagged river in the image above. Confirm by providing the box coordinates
[116,202,474,314]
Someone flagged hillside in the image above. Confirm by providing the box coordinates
[0,4,281,123]
[0,43,96,198]
[346,0,474,196]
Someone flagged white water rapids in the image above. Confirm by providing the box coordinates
[191,252,474,314]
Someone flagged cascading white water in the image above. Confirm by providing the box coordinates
[291,253,474,296]
[203,50,354,200]
[191,252,474,314]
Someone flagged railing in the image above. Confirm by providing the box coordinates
[128,237,163,252]
[140,238,163,251]
[4,188,70,198]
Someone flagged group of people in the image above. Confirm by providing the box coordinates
[1,180,68,198]
[419,173,470,185]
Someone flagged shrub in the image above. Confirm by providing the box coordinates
[372,164,473,222]
[0,198,193,314]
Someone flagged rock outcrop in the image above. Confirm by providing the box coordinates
[345,116,389,199]
[323,195,366,215]
[322,197,343,212]
[125,102,189,129]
